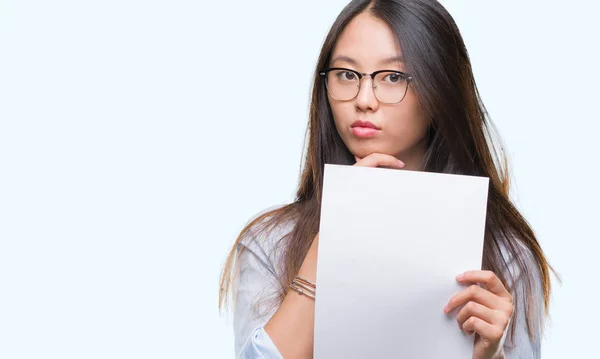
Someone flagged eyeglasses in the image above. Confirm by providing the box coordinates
[319,67,413,104]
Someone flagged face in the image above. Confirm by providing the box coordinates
[327,12,430,169]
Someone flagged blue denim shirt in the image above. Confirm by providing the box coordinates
[233,208,543,359]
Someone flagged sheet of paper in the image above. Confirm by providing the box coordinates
[314,164,489,358]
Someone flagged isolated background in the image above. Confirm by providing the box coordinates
[1,0,598,358]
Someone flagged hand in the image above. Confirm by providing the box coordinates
[353,153,405,169]
[443,270,514,359]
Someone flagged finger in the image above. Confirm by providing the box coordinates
[462,316,504,342]
[354,153,405,169]
[354,155,362,162]
[444,285,504,314]
[456,301,507,329]
[457,270,512,301]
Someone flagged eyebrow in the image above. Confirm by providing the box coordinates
[330,55,404,66]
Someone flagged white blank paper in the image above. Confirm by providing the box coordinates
[314,164,490,359]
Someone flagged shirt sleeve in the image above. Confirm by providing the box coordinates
[237,327,283,359]
[233,212,288,359]
[501,243,545,359]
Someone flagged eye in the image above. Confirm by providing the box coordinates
[335,71,358,81]
[382,72,405,83]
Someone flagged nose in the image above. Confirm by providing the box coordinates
[355,75,379,112]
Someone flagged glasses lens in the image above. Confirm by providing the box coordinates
[325,69,360,100]
[373,71,409,103]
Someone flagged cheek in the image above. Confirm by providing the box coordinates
[383,99,430,142]
[329,101,354,131]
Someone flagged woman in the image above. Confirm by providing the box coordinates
[219,0,556,358]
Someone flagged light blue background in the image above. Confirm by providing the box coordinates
[1,1,598,358]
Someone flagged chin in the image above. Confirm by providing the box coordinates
[351,146,399,159]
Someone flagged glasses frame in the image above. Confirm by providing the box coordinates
[319,67,413,104]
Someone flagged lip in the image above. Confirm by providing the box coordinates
[351,120,381,138]
[351,120,380,130]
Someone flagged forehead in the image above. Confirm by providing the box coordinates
[330,12,403,68]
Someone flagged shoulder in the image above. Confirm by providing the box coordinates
[496,238,541,292]
[237,204,296,277]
